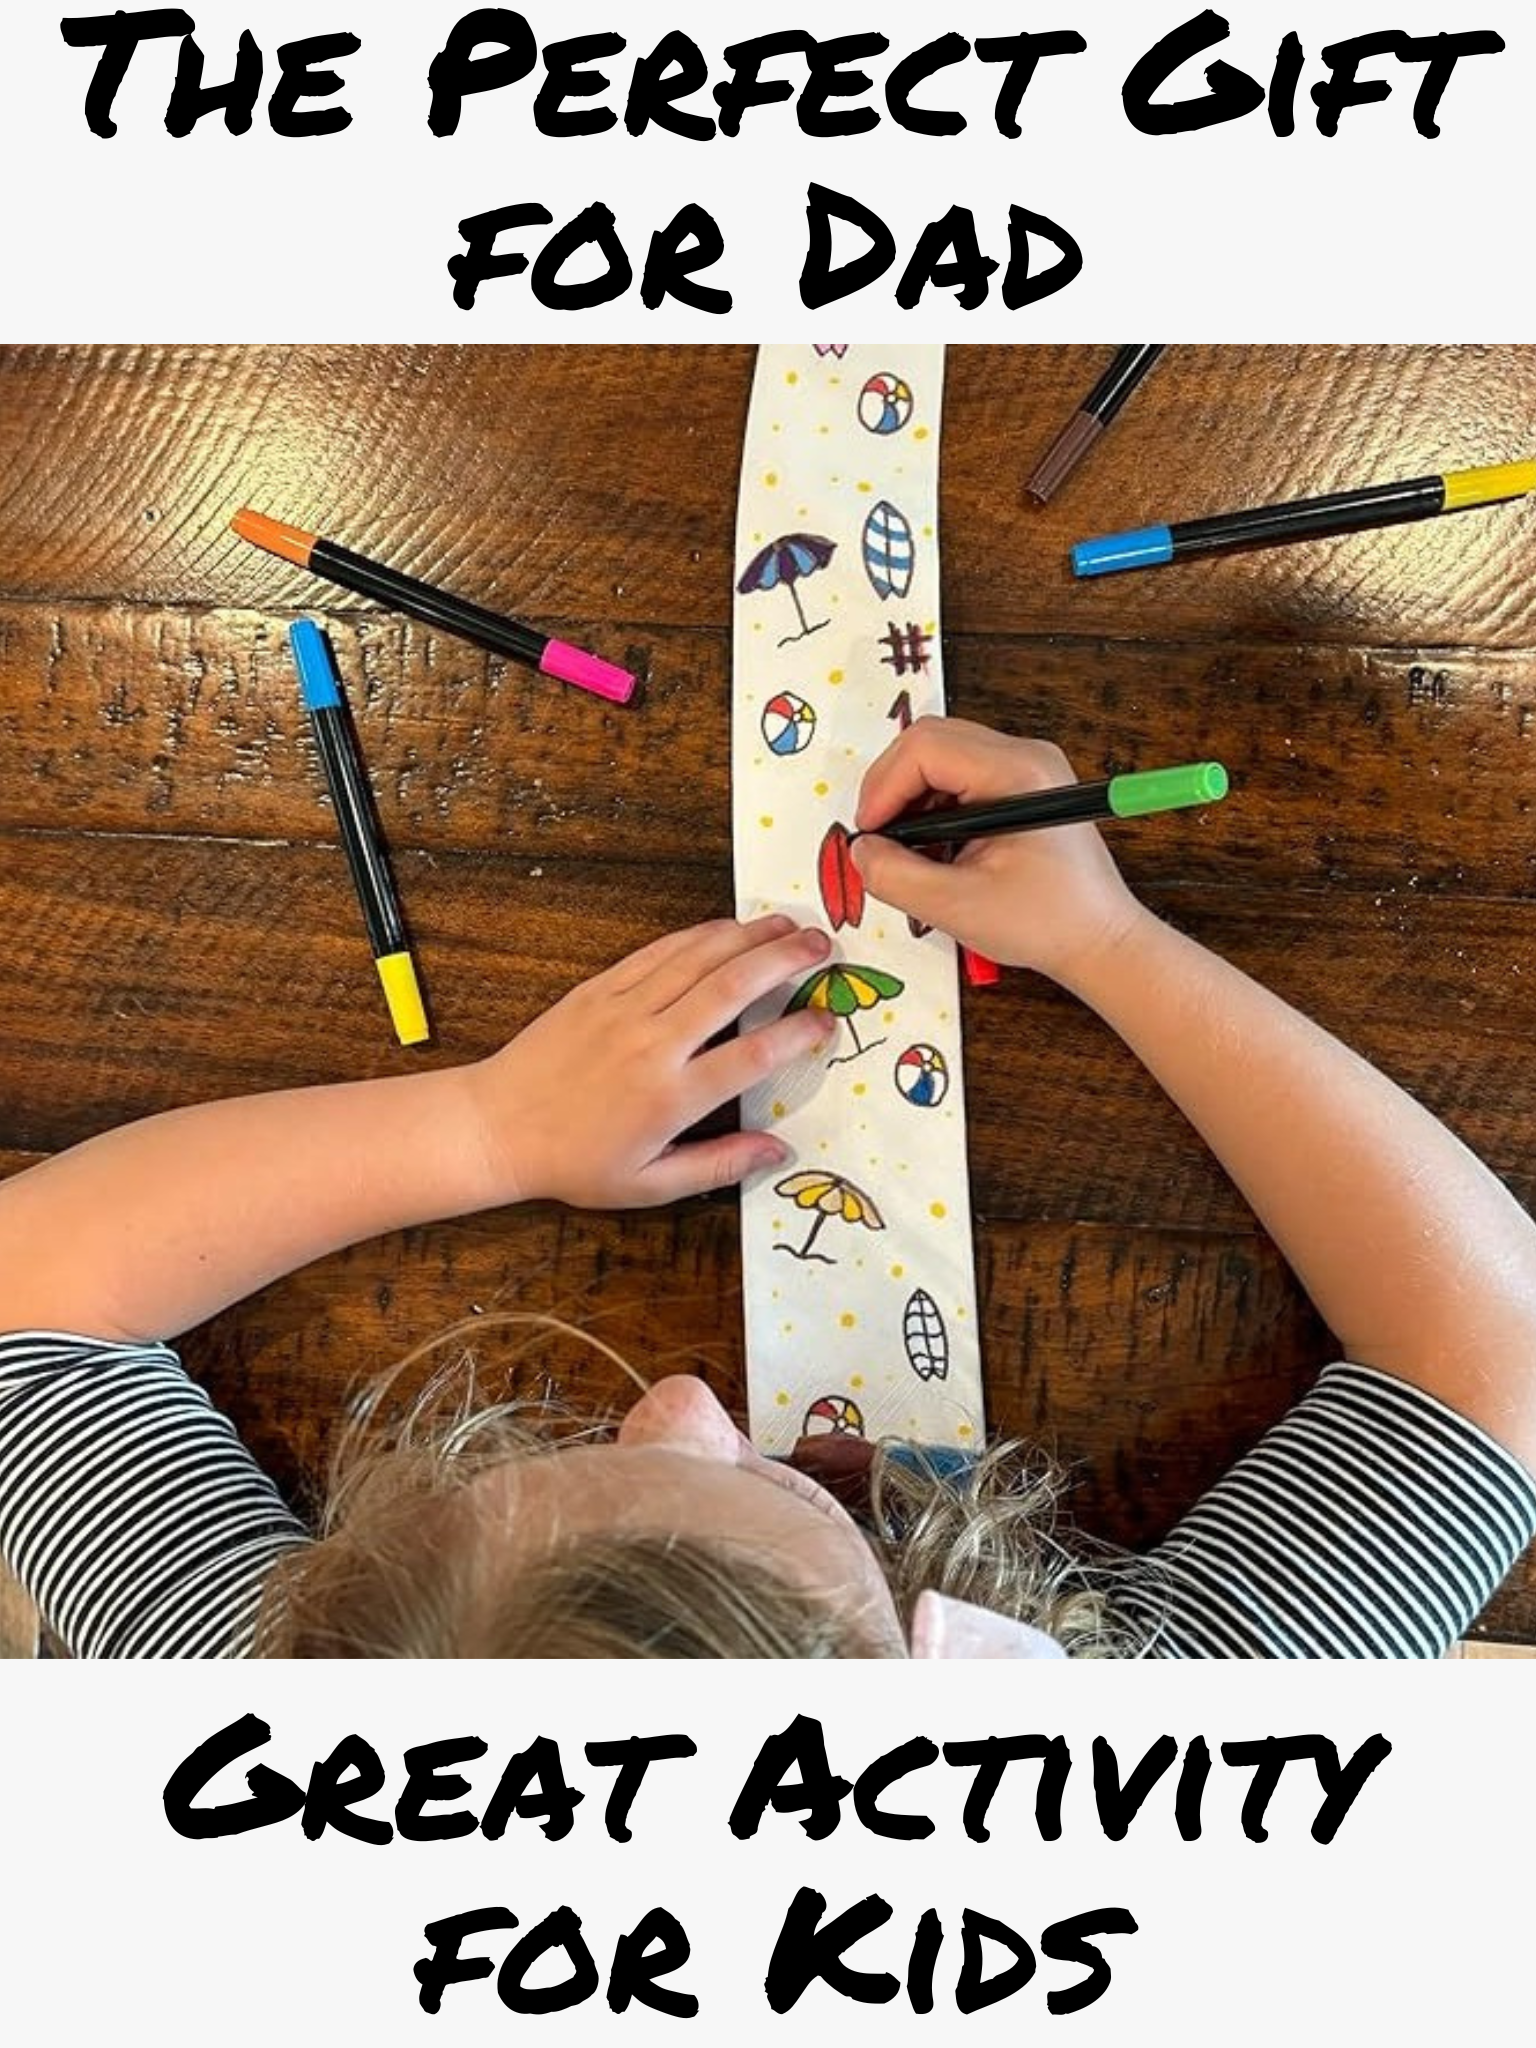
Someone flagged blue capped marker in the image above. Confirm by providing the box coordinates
[1072,460,1536,578]
[289,620,429,1046]
[1071,524,1175,578]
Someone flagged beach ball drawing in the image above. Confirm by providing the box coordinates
[858,372,914,436]
[761,690,817,756]
[803,1393,866,1438]
[895,1043,949,1108]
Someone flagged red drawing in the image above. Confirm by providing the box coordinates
[817,820,865,931]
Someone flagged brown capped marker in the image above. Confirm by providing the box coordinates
[1026,344,1164,504]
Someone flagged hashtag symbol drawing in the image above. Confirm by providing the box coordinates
[878,622,932,677]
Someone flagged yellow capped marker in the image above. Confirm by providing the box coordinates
[1073,458,1536,577]
[289,620,430,1047]
[1441,460,1536,511]
[376,951,430,1049]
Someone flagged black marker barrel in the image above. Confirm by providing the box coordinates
[870,764,1227,850]
[234,510,635,703]
[312,538,548,669]
[1171,473,1444,555]
[1083,344,1165,424]
[290,620,429,1046]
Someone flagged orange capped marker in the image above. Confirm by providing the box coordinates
[234,509,635,703]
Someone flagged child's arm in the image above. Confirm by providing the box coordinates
[0,916,834,1345]
[855,719,1536,1475]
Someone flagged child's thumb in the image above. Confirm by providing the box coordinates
[851,834,959,933]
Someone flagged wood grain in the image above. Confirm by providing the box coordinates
[2,346,1533,645]
[3,834,1533,1234]
[2,342,1533,1647]
[0,1566,38,1659]
[4,602,1534,895]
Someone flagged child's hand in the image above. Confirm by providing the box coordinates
[853,718,1145,983]
[468,916,836,1209]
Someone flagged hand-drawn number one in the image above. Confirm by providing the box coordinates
[887,691,931,939]
[889,690,1000,985]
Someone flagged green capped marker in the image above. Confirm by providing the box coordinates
[867,762,1228,850]
[1106,761,1228,818]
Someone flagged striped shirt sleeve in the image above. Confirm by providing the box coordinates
[0,1331,311,1658]
[1133,1361,1536,1657]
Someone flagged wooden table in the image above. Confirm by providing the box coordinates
[2,343,1533,1642]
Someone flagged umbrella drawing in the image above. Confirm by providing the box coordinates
[773,1170,885,1264]
[785,962,904,1066]
[737,532,836,646]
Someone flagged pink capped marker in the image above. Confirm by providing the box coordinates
[538,636,634,704]
[233,508,637,705]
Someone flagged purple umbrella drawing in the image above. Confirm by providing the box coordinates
[737,532,836,646]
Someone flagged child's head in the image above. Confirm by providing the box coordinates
[254,1318,1155,1659]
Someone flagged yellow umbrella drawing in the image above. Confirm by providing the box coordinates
[774,1171,885,1264]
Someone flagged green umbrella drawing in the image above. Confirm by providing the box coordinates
[785,962,905,1065]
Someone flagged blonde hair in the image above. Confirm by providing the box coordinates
[253,1315,1160,1660]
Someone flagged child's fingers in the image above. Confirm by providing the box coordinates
[850,833,968,936]
[855,719,1074,831]
[623,914,797,1013]
[854,716,1018,830]
[635,1130,791,1206]
[682,1007,833,1117]
[855,718,960,831]
[665,924,831,1045]
[606,914,794,1003]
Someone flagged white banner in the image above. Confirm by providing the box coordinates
[0,1,1526,338]
[6,1660,1533,2037]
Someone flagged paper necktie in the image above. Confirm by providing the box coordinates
[731,344,984,1456]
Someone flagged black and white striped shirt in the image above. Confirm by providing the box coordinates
[0,1335,1531,1657]
[0,1333,307,1657]
[1133,1362,1536,1656]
